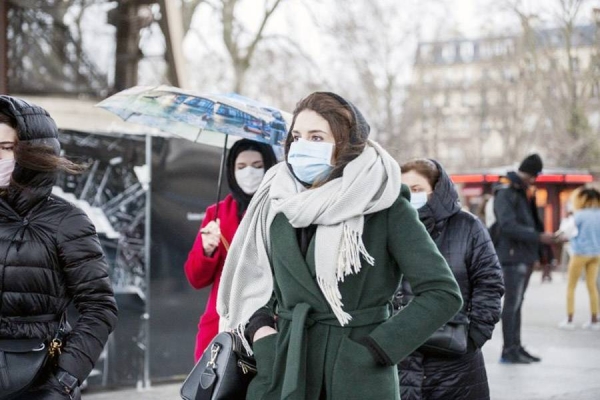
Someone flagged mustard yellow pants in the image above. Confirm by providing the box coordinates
[566,255,600,316]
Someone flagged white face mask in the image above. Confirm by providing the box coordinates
[287,138,334,184]
[235,166,265,195]
[0,158,15,188]
[410,191,429,210]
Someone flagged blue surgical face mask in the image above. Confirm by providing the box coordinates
[287,138,334,184]
[410,191,429,210]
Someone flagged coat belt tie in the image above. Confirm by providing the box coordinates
[278,302,392,400]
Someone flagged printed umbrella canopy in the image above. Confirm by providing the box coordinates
[97,85,291,212]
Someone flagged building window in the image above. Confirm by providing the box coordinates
[460,42,474,62]
[442,44,456,63]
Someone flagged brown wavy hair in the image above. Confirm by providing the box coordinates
[284,93,366,187]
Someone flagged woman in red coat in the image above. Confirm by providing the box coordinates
[184,139,277,361]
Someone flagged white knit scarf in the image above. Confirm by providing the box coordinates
[217,140,401,339]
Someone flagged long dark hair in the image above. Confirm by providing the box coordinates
[14,142,86,176]
[284,93,366,187]
[0,111,85,187]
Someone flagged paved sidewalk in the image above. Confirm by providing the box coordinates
[84,271,600,399]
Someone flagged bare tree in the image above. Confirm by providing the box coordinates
[185,0,285,93]
[499,0,600,168]
[318,0,451,162]
[7,0,109,95]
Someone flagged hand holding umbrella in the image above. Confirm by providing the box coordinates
[200,218,224,256]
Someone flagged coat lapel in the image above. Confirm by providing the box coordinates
[270,213,328,309]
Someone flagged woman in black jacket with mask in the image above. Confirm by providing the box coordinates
[397,159,504,400]
[0,96,118,399]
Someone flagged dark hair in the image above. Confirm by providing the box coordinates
[400,158,440,188]
[14,142,86,175]
[1,109,84,175]
[571,185,600,210]
[0,112,17,129]
[284,93,365,187]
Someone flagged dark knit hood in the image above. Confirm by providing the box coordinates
[319,92,370,145]
[0,95,61,216]
[226,139,277,219]
[417,159,461,235]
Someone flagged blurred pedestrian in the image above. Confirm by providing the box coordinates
[558,186,600,330]
[493,153,559,364]
[557,202,577,276]
[184,139,277,362]
[217,92,463,399]
[476,193,493,227]
[0,95,118,399]
[398,159,504,400]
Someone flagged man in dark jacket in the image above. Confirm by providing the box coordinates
[494,154,556,364]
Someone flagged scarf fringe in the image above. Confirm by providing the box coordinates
[318,276,352,325]
[236,323,254,356]
[324,224,376,326]
[336,224,375,281]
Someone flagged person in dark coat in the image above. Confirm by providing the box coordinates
[217,92,463,399]
[0,96,118,399]
[398,158,504,400]
[493,154,558,364]
[184,139,277,361]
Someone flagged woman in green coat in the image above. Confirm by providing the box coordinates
[217,92,462,400]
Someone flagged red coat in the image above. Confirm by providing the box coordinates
[184,194,240,362]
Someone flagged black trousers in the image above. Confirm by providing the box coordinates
[501,263,533,352]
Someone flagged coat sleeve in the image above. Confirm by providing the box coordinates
[184,206,222,289]
[56,207,118,383]
[494,188,540,243]
[465,218,504,348]
[362,189,463,366]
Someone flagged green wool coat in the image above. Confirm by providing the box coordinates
[248,187,463,400]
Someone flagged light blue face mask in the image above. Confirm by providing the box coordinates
[287,138,334,184]
[410,191,429,210]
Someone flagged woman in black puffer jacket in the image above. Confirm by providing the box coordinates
[397,159,504,400]
[0,96,118,399]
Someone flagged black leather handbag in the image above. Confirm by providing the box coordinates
[418,312,470,357]
[180,331,257,400]
[0,314,66,399]
[393,281,469,358]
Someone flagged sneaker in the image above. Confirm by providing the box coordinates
[500,348,531,364]
[558,320,575,330]
[519,346,541,362]
[581,322,600,331]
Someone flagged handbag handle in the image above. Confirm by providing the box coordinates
[197,342,221,399]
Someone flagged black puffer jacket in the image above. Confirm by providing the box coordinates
[0,96,118,384]
[398,160,504,400]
